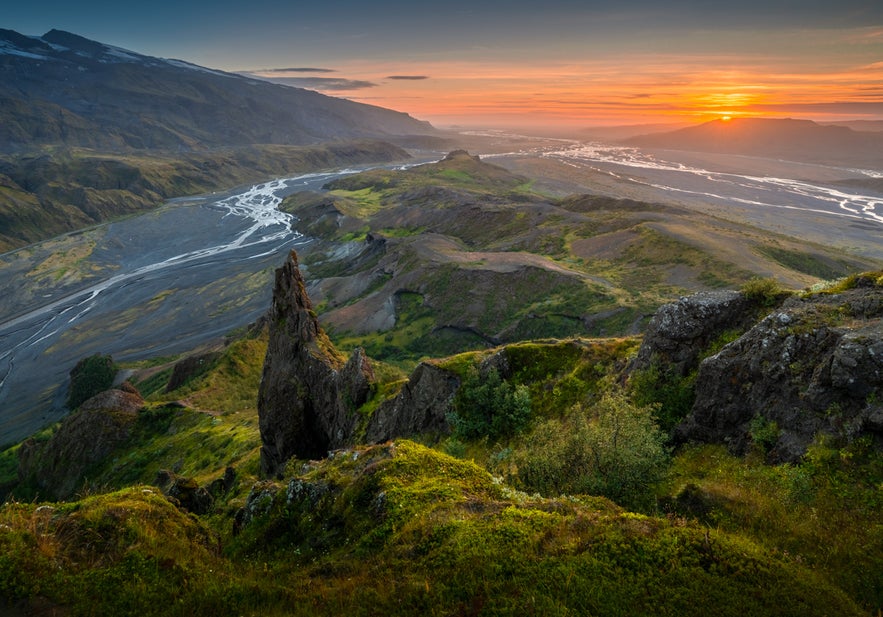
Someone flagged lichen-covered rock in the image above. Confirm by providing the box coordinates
[233,481,280,532]
[365,362,460,443]
[678,287,883,461]
[17,386,144,499]
[258,250,374,476]
[633,290,761,377]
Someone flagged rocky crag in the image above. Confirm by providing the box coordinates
[635,275,883,461]
[17,384,145,500]
[257,250,461,477]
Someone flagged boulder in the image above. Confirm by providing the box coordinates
[632,290,759,377]
[155,469,214,514]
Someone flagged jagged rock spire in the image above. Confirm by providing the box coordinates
[258,250,374,476]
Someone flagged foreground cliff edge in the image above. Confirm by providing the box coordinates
[1,257,881,615]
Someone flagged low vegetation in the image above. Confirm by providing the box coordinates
[2,154,882,614]
[3,281,880,613]
[66,353,118,409]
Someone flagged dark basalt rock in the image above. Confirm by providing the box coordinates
[258,250,466,476]
[670,286,883,461]
[365,362,460,443]
[258,250,374,476]
[155,469,215,515]
[17,386,144,500]
[632,290,760,377]
[166,351,223,392]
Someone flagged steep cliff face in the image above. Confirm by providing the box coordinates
[257,251,374,476]
[635,276,883,461]
[365,363,460,443]
[680,284,883,460]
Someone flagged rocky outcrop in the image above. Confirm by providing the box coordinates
[670,283,883,461]
[633,290,762,377]
[17,386,144,500]
[258,250,468,476]
[258,250,374,476]
[365,363,460,442]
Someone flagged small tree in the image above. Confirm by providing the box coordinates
[516,390,669,511]
[448,367,532,440]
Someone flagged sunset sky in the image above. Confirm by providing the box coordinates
[6,1,883,129]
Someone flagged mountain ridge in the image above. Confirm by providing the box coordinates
[0,28,435,153]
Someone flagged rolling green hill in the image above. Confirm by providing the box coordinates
[282,151,878,365]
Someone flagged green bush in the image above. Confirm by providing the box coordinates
[749,414,780,452]
[515,391,670,511]
[66,353,117,409]
[447,367,532,440]
[629,360,696,432]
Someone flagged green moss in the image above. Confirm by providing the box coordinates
[806,270,883,295]
[663,441,883,611]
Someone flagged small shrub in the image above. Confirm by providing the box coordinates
[629,360,695,432]
[740,277,788,307]
[515,391,670,511]
[447,367,532,440]
[748,414,780,452]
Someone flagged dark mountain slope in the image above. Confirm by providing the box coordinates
[0,29,433,152]
[0,29,435,250]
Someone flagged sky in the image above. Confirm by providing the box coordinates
[6,1,883,130]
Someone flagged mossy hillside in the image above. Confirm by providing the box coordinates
[228,441,863,616]
[664,440,883,611]
[0,486,239,615]
[282,155,881,371]
[116,336,270,485]
[1,303,882,612]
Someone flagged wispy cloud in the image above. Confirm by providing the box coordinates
[256,67,336,74]
[386,75,429,80]
[255,76,378,91]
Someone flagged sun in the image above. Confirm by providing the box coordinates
[721,115,732,121]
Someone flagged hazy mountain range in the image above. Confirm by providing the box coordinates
[0,28,434,152]
[625,117,883,168]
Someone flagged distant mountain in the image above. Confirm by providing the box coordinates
[624,117,883,167]
[0,29,434,152]
[581,123,689,141]
[824,120,883,133]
